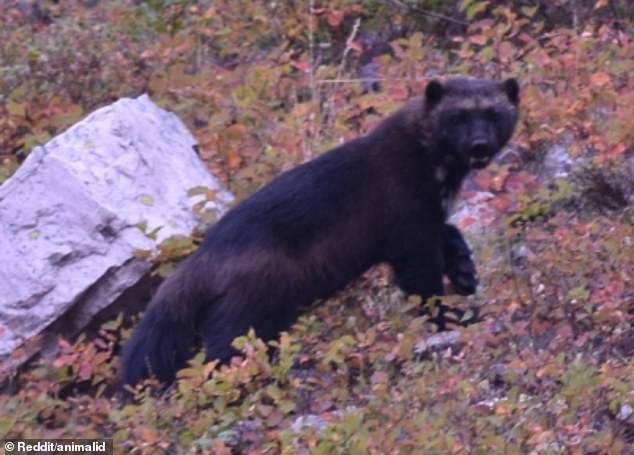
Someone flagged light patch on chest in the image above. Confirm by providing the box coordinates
[440,186,458,220]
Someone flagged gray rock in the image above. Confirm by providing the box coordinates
[543,144,574,179]
[449,191,497,236]
[0,95,232,377]
[414,330,462,355]
[290,406,359,433]
[617,403,634,422]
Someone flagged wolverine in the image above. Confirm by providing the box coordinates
[122,77,520,387]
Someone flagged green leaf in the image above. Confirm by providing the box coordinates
[101,313,123,331]
[521,5,539,17]
[459,0,475,13]
[0,415,17,438]
[7,101,25,117]
[187,186,211,197]
[156,262,175,278]
[140,194,154,206]
[466,1,489,20]
[567,286,589,302]
[480,46,495,62]
[608,399,621,416]
[146,226,162,241]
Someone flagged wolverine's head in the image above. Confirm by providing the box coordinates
[425,78,520,170]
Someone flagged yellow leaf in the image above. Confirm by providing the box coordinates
[140,194,154,206]
[480,45,495,62]
[521,5,538,17]
[7,101,25,118]
[467,1,489,20]
[593,0,608,9]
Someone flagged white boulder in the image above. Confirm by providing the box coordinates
[0,95,232,377]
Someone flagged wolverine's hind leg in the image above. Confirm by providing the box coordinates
[199,288,301,364]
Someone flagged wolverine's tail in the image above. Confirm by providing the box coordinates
[121,254,209,388]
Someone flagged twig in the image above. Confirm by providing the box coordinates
[320,17,363,133]
[305,0,317,159]
[386,0,468,26]
[504,233,525,311]
[337,17,362,79]
[308,0,316,107]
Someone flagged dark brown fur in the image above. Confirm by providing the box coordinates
[121,77,520,387]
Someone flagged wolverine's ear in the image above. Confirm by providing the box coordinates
[502,78,519,106]
[425,80,444,110]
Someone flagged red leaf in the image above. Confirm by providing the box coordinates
[490,196,511,213]
[52,355,75,368]
[609,143,626,157]
[291,59,311,73]
[58,338,73,350]
[349,41,363,53]
[590,72,610,87]
[327,10,344,27]
[458,217,476,229]
[473,170,492,190]
[469,34,488,46]
[79,362,93,381]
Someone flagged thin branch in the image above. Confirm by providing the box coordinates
[308,0,315,99]
[386,0,468,26]
[307,0,317,158]
[320,18,363,134]
[337,17,362,79]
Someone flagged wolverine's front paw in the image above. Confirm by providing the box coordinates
[443,224,478,296]
[446,257,478,295]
